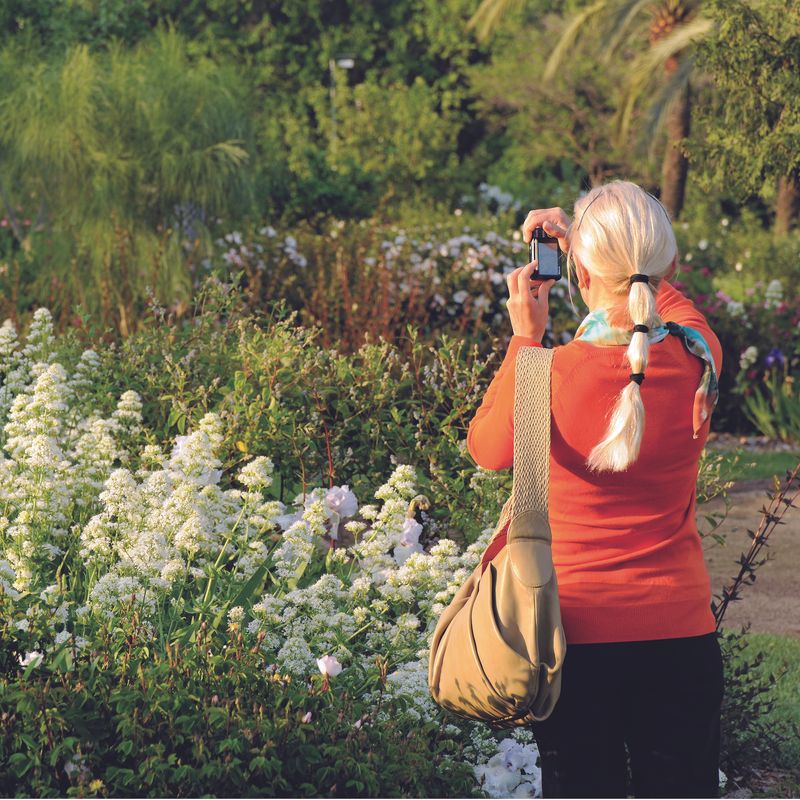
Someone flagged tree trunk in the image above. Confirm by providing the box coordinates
[660,79,691,220]
[774,174,799,236]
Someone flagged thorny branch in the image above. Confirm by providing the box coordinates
[714,460,800,629]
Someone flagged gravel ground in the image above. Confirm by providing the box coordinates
[700,478,800,639]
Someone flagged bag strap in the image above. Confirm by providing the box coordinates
[512,345,553,517]
[484,344,553,548]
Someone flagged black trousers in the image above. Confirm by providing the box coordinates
[530,631,725,799]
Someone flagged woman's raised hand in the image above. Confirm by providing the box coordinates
[522,207,572,254]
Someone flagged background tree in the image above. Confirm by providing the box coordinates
[685,0,800,236]
[466,6,649,204]
[469,0,714,219]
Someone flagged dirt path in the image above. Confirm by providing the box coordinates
[700,479,800,639]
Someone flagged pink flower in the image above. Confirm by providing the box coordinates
[325,485,358,519]
[302,711,313,723]
[700,267,712,277]
[399,517,422,547]
[316,654,343,677]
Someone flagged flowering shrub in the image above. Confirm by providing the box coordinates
[669,270,800,437]
[0,305,786,796]
[204,218,800,440]
[202,218,584,356]
[0,306,536,795]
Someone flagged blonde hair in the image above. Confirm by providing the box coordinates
[563,180,677,473]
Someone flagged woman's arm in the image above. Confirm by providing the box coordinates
[656,279,724,378]
[466,335,542,470]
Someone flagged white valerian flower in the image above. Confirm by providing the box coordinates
[0,557,21,599]
[317,654,343,677]
[228,605,245,624]
[54,628,73,645]
[113,390,143,428]
[697,239,709,250]
[22,308,56,364]
[238,456,275,490]
[167,413,224,486]
[276,634,315,675]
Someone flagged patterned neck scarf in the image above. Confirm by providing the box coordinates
[573,307,719,439]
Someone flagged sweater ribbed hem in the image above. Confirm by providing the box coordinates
[560,596,717,644]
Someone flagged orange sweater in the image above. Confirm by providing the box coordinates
[467,280,724,644]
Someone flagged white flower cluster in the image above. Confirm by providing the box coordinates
[214,224,581,337]
[79,414,288,620]
[765,278,783,307]
[0,330,143,594]
[739,345,759,371]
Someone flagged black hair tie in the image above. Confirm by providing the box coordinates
[629,273,650,285]
[629,372,645,385]
[632,324,650,333]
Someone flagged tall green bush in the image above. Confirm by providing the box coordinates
[0,24,255,330]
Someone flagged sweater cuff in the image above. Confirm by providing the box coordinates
[506,335,542,357]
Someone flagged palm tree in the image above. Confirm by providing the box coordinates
[468,0,713,220]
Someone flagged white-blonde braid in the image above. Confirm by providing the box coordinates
[566,180,676,473]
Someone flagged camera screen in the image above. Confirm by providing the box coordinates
[536,239,560,277]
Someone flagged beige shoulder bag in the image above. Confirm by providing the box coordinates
[427,344,566,730]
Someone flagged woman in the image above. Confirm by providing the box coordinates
[467,180,725,799]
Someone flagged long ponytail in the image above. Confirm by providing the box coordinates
[567,180,676,473]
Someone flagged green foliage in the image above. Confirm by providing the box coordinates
[673,186,800,287]
[0,616,481,797]
[325,77,464,204]
[738,367,800,444]
[706,448,800,485]
[718,626,800,783]
[87,279,515,546]
[0,25,256,330]
[0,0,154,50]
[467,4,651,198]
[732,632,800,773]
[687,0,800,197]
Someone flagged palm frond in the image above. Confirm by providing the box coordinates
[466,0,526,41]
[613,14,714,142]
[542,0,611,83]
[603,0,661,61]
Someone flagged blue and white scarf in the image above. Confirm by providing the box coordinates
[573,307,720,439]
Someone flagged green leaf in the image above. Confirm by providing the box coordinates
[9,752,31,777]
[210,562,268,631]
